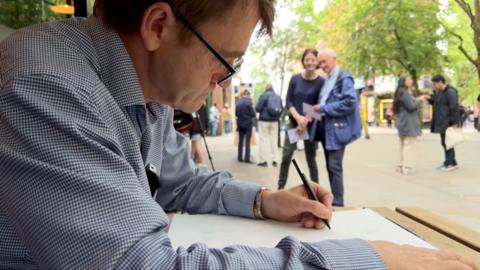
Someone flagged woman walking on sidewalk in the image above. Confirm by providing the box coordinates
[393,77,423,174]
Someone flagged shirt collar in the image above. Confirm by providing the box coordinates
[328,66,340,80]
[86,16,145,107]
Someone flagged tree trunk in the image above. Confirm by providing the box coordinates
[474,0,480,81]
[409,68,419,96]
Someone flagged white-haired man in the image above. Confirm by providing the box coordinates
[312,48,362,207]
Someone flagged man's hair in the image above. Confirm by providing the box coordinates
[318,48,336,58]
[432,74,446,84]
[93,0,275,36]
[265,83,273,91]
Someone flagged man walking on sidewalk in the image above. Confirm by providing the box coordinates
[236,90,256,163]
[426,75,461,171]
[255,84,282,167]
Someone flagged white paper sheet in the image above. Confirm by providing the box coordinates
[302,102,322,120]
[168,209,435,249]
[287,128,309,144]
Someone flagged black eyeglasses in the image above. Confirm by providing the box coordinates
[166,1,243,85]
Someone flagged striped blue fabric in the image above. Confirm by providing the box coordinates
[0,17,386,269]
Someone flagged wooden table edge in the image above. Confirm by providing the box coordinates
[369,207,480,263]
[395,207,480,253]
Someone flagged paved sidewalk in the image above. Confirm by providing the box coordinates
[203,128,480,233]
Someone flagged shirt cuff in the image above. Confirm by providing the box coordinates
[311,239,387,270]
[222,180,261,219]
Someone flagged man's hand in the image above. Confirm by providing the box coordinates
[313,104,321,113]
[422,94,432,101]
[261,183,333,229]
[371,241,480,270]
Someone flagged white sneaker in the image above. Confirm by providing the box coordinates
[440,165,459,172]
[402,167,416,175]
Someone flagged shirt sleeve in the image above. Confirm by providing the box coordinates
[0,74,386,269]
[256,94,266,113]
[400,91,419,113]
[321,77,358,117]
[285,76,296,110]
[447,89,460,126]
[154,108,260,218]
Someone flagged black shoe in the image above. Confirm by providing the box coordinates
[257,162,268,167]
[244,160,254,164]
[238,159,244,162]
[272,161,278,167]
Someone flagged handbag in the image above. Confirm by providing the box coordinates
[445,127,467,150]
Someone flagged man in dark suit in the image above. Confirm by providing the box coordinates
[426,75,460,171]
[235,90,256,163]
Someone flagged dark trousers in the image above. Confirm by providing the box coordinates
[278,133,318,189]
[316,121,345,206]
[238,127,252,162]
[440,133,457,166]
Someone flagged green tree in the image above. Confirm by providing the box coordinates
[448,0,480,81]
[0,0,64,29]
[440,0,480,103]
[249,0,323,99]
[321,0,444,92]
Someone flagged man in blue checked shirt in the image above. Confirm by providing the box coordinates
[0,0,477,269]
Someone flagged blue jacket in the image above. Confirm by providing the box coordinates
[316,69,361,150]
[236,97,256,129]
[255,89,280,121]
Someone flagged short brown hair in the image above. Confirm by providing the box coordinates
[93,0,275,36]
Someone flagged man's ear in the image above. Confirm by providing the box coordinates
[140,2,176,51]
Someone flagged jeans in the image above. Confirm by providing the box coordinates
[317,121,346,206]
[210,121,218,136]
[224,120,232,134]
[440,133,457,166]
[238,126,252,162]
[278,132,318,189]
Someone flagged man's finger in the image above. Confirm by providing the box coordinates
[311,184,334,209]
[301,215,315,228]
[301,214,326,230]
[437,251,479,270]
[440,261,474,270]
[298,198,331,220]
[311,183,332,198]
[319,192,333,210]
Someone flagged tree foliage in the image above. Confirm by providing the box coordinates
[322,0,444,91]
[249,0,323,99]
[440,0,480,103]
[250,0,447,96]
[0,0,64,29]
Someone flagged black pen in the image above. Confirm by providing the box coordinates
[292,158,331,230]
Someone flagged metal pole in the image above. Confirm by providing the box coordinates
[193,112,215,171]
